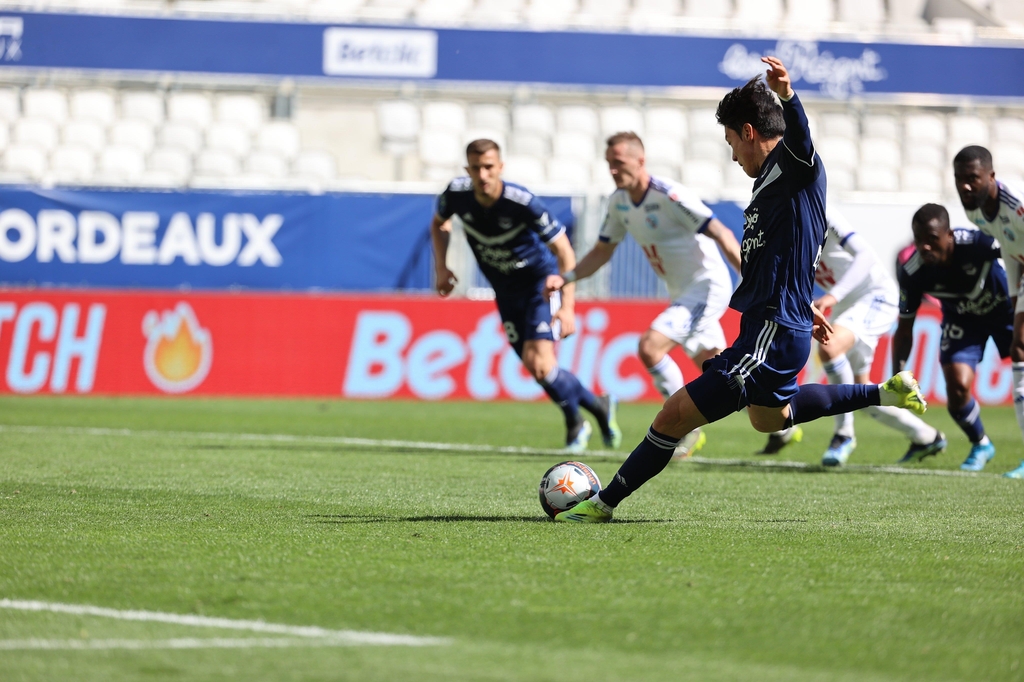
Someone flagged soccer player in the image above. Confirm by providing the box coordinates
[554,57,924,522]
[894,204,1013,471]
[545,131,742,457]
[431,139,620,452]
[953,146,1024,479]
[760,206,946,466]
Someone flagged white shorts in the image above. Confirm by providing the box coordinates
[650,279,731,359]
[830,288,899,375]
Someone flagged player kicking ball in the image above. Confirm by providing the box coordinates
[545,132,742,459]
[760,206,946,466]
[893,204,1012,472]
[431,139,620,453]
[952,146,1024,479]
[555,57,925,522]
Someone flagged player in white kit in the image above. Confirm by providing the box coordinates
[953,145,1024,479]
[545,132,741,456]
[760,206,946,465]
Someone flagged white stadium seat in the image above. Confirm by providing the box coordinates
[216,94,265,133]
[23,89,69,125]
[860,137,901,169]
[838,0,886,25]
[306,0,364,20]
[167,92,213,129]
[360,0,418,21]
[600,105,644,137]
[468,103,510,133]
[579,0,630,24]
[816,137,859,171]
[993,117,1024,145]
[547,158,590,187]
[377,100,420,152]
[194,149,241,177]
[462,128,506,152]
[149,147,192,181]
[508,130,549,157]
[109,119,156,153]
[827,167,857,192]
[724,161,753,191]
[948,116,989,147]
[471,0,527,24]
[0,123,9,152]
[683,0,731,19]
[524,0,578,26]
[631,0,682,25]
[4,144,47,180]
[502,154,546,186]
[820,113,859,140]
[121,91,165,126]
[512,104,555,136]
[904,143,945,168]
[857,165,899,191]
[993,143,1024,176]
[786,0,833,27]
[644,107,687,140]
[687,107,720,139]
[901,165,943,193]
[591,159,616,192]
[70,90,117,127]
[556,105,600,137]
[207,122,251,157]
[644,135,684,166]
[422,101,467,134]
[98,145,146,182]
[0,88,19,122]
[862,114,900,140]
[735,0,782,23]
[683,160,723,192]
[294,150,337,182]
[158,122,203,155]
[904,113,946,145]
[14,118,59,151]
[551,131,596,162]
[647,164,681,182]
[62,120,105,153]
[687,137,726,163]
[419,129,463,167]
[50,145,96,183]
[415,0,474,23]
[256,121,301,158]
[244,150,289,179]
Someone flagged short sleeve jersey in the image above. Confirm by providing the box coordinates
[814,207,895,303]
[729,94,827,332]
[598,176,731,301]
[965,180,1024,285]
[436,178,564,293]
[897,228,1011,323]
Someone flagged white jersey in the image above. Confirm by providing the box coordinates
[966,179,1024,293]
[814,206,896,308]
[599,176,732,301]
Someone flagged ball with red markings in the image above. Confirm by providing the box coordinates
[538,461,601,519]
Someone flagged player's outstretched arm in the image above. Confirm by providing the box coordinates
[703,219,742,273]
[430,215,458,297]
[546,232,578,337]
[891,316,916,373]
[762,56,814,165]
[544,240,617,297]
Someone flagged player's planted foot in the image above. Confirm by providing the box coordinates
[565,420,592,454]
[960,440,995,471]
[898,431,947,464]
[757,426,803,455]
[597,395,623,449]
[554,497,613,523]
[673,428,706,460]
[881,371,927,416]
[1004,461,1024,479]
[821,434,855,467]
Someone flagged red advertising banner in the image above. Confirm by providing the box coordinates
[0,289,1011,404]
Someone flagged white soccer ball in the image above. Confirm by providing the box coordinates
[538,461,601,518]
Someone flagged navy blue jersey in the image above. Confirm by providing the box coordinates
[898,228,1012,323]
[729,93,827,332]
[436,178,564,293]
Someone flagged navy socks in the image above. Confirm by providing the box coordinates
[788,384,881,426]
[539,367,608,431]
[598,427,680,508]
[950,399,986,443]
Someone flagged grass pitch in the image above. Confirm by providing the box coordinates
[1,395,1022,682]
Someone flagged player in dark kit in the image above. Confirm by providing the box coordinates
[431,139,620,452]
[893,204,1013,471]
[556,57,925,522]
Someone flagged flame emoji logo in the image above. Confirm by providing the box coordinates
[142,302,213,394]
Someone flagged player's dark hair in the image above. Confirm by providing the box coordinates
[953,145,993,170]
[466,138,500,158]
[715,77,785,139]
[606,131,644,151]
[912,203,950,231]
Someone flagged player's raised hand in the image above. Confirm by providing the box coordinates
[552,306,576,338]
[435,267,458,297]
[761,56,795,100]
[543,274,565,298]
[811,302,833,345]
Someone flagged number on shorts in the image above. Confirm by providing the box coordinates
[942,323,964,340]
[503,321,519,344]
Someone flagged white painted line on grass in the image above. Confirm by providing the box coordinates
[0,637,381,651]
[0,424,996,477]
[0,600,450,647]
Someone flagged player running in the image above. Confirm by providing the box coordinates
[545,132,742,458]
[760,206,946,466]
[894,204,1012,472]
[431,139,620,453]
[953,146,1024,479]
[555,57,925,523]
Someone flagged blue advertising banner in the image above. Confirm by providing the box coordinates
[0,12,1022,99]
[0,186,574,292]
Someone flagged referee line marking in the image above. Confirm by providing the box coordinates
[0,599,450,648]
[0,424,996,477]
[0,637,384,651]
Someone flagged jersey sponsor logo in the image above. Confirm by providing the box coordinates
[646,214,659,229]
[614,203,630,211]
[643,204,660,212]
[497,217,515,230]
[472,244,528,274]
[1004,228,1016,242]
[741,230,766,259]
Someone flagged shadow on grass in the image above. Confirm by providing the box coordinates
[306,514,669,525]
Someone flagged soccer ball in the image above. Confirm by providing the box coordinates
[538,461,601,518]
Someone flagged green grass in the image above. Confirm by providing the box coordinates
[0,395,1022,682]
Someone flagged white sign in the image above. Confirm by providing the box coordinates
[323,27,437,78]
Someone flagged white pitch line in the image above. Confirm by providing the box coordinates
[0,637,380,651]
[0,600,449,647]
[0,424,996,477]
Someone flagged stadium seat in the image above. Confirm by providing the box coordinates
[862,114,900,140]
[735,0,782,24]
[512,104,555,137]
[501,154,546,186]
[50,145,96,184]
[687,107,720,139]
[838,0,886,25]
[422,101,467,134]
[860,137,901,169]
[377,100,420,154]
[0,123,9,152]
[578,0,630,25]
[556,105,600,137]
[904,113,946,146]
[194,149,241,177]
[23,89,69,125]
[631,0,682,26]
[827,167,856,192]
[857,165,899,191]
[158,122,204,155]
[901,165,943,193]
[293,150,337,182]
[98,145,147,182]
[109,119,156,153]
[820,113,859,140]
[524,0,578,26]
[470,0,526,25]
[0,88,19,122]
[462,128,506,151]
[121,91,165,126]
[682,160,723,192]
[645,107,687,140]
[468,103,510,134]
[687,138,726,163]
[600,105,644,137]
[552,130,597,162]
[4,144,47,180]
[415,0,474,23]
[816,137,859,171]
[69,89,117,127]
[148,147,193,181]
[244,150,289,179]
[167,92,213,129]
[419,129,463,167]
[724,162,754,193]
[948,115,989,147]
[647,163,681,182]
[360,0,418,21]
[547,158,590,188]
[992,117,1024,145]
[256,121,301,158]
[138,169,181,188]
[508,130,550,157]
[682,0,731,19]
[14,118,59,151]
[215,94,265,133]
[207,122,252,157]
[306,0,364,19]
[62,120,106,153]
[644,134,684,166]
[993,143,1024,175]
[591,159,616,192]
[904,142,945,168]
[786,0,833,27]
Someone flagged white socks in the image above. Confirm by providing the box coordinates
[647,355,684,400]
[822,355,855,437]
[864,405,938,445]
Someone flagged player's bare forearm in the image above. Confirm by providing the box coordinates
[548,233,577,308]
[573,241,616,281]
[704,219,742,272]
[891,318,916,372]
[430,216,457,296]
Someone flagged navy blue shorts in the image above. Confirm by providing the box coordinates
[939,316,1012,368]
[689,316,812,420]
[494,282,558,357]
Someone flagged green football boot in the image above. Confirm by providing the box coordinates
[554,498,613,523]
[881,371,927,416]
